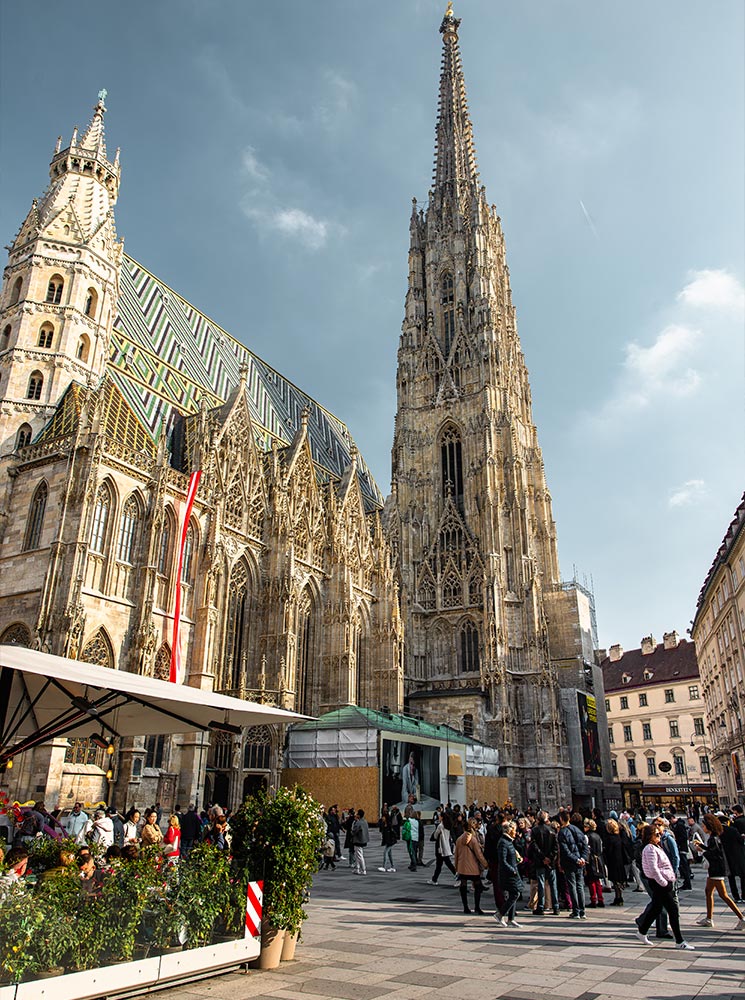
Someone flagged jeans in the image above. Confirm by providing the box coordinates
[500,876,521,921]
[432,854,456,883]
[382,844,395,869]
[638,874,668,934]
[535,864,558,911]
[564,865,586,915]
[638,881,683,943]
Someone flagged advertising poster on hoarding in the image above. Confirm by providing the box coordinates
[577,691,602,778]
[381,737,443,811]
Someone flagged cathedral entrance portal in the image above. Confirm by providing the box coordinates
[242,773,268,799]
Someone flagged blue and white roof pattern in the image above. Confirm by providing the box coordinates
[110,255,382,507]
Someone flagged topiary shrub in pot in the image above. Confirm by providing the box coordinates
[230,785,325,943]
[174,842,232,948]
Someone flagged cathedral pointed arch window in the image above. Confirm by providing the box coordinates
[76,334,90,362]
[90,482,113,555]
[38,323,54,349]
[26,371,43,401]
[153,642,171,681]
[468,572,482,607]
[157,508,175,578]
[295,590,315,715]
[224,560,250,692]
[459,621,480,674]
[10,277,23,306]
[442,568,462,609]
[225,476,244,530]
[0,623,31,647]
[441,271,455,356]
[46,275,64,305]
[418,575,436,611]
[84,288,98,318]
[181,522,197,584]
[244,726,271,771]
[353,608,369,708]
[15,423,32,450]
[23,481,48,551]
[440,425,463,510]
[81,628,114,669]
[117,493,142,564]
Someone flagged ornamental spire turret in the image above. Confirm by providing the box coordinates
[433,3,479,201]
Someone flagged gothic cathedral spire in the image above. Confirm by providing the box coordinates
[389,6,572,809]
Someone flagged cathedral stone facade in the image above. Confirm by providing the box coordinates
[0,95,402,811]
[387,7,612,810]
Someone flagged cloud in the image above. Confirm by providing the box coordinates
[241,202,332,250]
[678,269,745,314]
[315,70,357,130]
[624,324,701,398]
[668,479,709,508]
[241,146,268,182]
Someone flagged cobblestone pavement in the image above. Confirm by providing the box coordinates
[157,846,745,1000]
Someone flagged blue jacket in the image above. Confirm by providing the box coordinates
[558,823,589,867]
[660,830,680,873]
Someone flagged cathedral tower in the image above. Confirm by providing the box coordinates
[0,93,122,461]
[389,5,571,807]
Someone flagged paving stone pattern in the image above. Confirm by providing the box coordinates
[155,846,745,1000]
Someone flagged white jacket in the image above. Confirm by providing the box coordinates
[89,816,114,848]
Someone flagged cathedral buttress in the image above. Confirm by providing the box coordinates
[389,5,570,808]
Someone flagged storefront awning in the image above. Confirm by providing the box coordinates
[0,644,309,765]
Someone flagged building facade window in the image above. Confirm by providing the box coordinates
[664,688,675,703]
[694,717,705,736]
[459,621,479,673]
[117,494,141,564]
[699,755,710,775]
[689,685,700,700]
[627,757,637,777]
[90,484,112,554]
[440,425,463,509]
[15,423,32,450]
[639,693,648,707]
[608,726,614,744]
[26,371,43,400]
[46,275,64,304]
[611,757,618,777]
[38,323,54,348]
[144,734,165,769]
[642,722,652,741]
[462,713,474,737]
[669,719,680,739]
[10,276,22,305]
[441,271,455,355]
[647,757,657,777]
[623,724,632,742]
[23,481,48,551]
[605,698,610,712]
[673,754,685,776]
[620,696,629,710]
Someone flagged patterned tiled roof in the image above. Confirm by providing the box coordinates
[110,255,382,507]
[693,491,745,626]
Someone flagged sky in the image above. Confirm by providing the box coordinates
[1,1,743,653]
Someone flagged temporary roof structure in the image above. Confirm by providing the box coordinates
[0,644,307,766]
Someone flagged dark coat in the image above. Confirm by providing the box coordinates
[720,826,745,873]
[604,832,627,883]
[497,834,522,886]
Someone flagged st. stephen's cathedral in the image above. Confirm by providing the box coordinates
[0,7,612,811]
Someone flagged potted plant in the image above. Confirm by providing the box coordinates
[230,785,325,967]
[30,869,79,977]
[0,882,46,984]
[101,851,160,962]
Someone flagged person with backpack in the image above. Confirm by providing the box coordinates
[557,809,589,919]
[401,805,419,872]
[695,813,745,929]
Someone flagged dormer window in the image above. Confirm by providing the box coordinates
[643,668,653,681]
[622,673,631,684]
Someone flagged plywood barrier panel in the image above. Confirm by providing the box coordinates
[281,767,381,820]
[466,776,510,809]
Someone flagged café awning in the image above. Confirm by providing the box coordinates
[0,644,308,765]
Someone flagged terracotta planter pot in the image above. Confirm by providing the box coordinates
[251,924,285,969]
[280,930,299,961]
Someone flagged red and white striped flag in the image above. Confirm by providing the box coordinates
[245,880,263,938]
[170,470,202,684]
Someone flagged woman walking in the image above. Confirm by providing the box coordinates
[584,819,605,907]
[454,817,488,914]
[378,808,398,873]
[427,812,457,885]
[604,819,627,906]
[695,814,745,929]
[495,820,524,927]
[634,824,694,950]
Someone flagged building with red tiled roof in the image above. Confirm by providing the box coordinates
[599,632,716,811]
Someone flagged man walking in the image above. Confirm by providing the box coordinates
[557,809,588,919]
[530,810,559,915]
[351,809,369,875]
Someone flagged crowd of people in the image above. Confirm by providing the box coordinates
[0,799,233,897]
[321,799,745,949]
